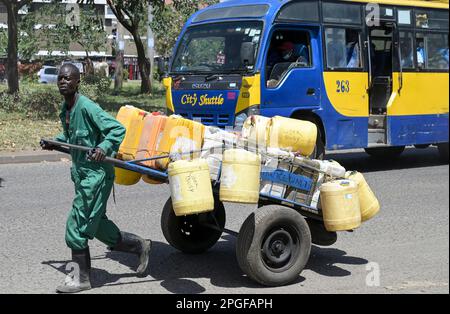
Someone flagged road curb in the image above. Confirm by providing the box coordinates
[0,151,70,164]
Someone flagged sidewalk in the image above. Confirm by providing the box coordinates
[0,150,70,164]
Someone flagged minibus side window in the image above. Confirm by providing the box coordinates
[266,30,312,88]
[400,31,415,69]
[325,28,362,70]
[416,33,449,70]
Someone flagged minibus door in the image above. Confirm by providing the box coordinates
[261,27,322,116]
[367,23,396,144]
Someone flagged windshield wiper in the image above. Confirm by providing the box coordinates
[224,66,252,74]
[205,74,223,82]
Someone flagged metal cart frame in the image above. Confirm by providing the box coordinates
[43,138,338,287]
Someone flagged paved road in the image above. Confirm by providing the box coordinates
[0,147,448,294]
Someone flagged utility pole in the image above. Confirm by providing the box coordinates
[114,21,124,94]
[147,1,155,90]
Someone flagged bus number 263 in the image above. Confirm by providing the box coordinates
[336,80,350,93]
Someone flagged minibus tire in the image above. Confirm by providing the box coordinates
[161,197,226,254]
[312,127,325,160]
[414,144,430,149]
[364,146,405,159]
[236,206,311,286]
[437,143,449,163]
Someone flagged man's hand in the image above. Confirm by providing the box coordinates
[40,139,54,151]
[88,148,106,162]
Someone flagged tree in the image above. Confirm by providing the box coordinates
[0,6,41,62]
[79,0,217,94]
[79,0,156,94]
[37,2,106,60]
[0,0,33,94]
[0,0,106,93]
[152,0,218,58]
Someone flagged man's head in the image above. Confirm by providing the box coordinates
[57,63,81,96]
[278,41,295,61]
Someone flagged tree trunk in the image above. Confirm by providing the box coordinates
[6,3,19,94]
[133,31,152,95]
[114,50,123,94]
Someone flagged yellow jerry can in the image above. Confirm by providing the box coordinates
[220,149,261,204]
[320,179,361,232]
[168,159,215,216]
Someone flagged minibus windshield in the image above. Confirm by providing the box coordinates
[171,21,263,75]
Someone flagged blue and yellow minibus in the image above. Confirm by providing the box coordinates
[163,0,449,160]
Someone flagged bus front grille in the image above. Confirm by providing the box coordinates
[178,113,231,126]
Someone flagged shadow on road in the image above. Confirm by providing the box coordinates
[327,147,447,173]
[42,235,369,293]
[306,246,368,277]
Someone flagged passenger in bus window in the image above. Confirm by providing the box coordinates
[400,40,414,68]
[346,34,361,68]
[438,47,449,69]
[326,29,347,68]
[417,40,426,69]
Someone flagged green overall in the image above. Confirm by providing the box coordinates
[56,95,125,250]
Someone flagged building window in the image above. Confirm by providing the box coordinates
[325,28,362,69]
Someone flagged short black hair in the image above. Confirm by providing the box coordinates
[60,63,81,80]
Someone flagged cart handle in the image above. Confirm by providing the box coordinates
[42,139,129,167]
[41,138,170,182]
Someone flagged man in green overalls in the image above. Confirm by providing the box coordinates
[41,64,151,293]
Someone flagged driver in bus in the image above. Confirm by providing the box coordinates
[267,41,303,87]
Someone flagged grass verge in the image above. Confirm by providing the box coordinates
[0,80,166,152]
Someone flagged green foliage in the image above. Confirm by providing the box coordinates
[0,8,41,60]
[0,87,61,119]
[0,1,107,61]
[73,7,107,57]
[0,74,111,120]
[152,0,219,57]
[82,74,112,94]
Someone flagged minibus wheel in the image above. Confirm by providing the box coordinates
[414,144,430,149]
[312,127,325,160]
[161,197,226,254]
[364,146,405,159]
[437,143,449,163]
[236,206,311,286]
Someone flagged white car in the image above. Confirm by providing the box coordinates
[38,66,58,84]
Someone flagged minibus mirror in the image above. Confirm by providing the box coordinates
[157,58,165,73]
[241,42,255,66]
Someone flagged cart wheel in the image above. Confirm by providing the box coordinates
[306,218,337,247]
[161,196,226,254]
[236,206,311,286]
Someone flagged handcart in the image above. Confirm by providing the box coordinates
[43,138,338,287]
